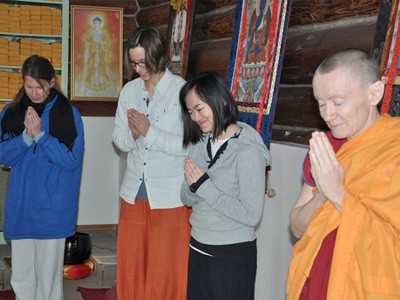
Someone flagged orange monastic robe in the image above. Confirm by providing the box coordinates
[287,115,400,299]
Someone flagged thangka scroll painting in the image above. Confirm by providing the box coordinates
[227,0,292,147]
[166,0,194,78]
[372,0,400,115]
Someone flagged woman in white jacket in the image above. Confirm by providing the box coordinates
[112,27,190,300]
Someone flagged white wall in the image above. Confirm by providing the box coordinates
[77,117,120,225]
[255,142,308,299]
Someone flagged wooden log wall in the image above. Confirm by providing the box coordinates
[69,0,381,145]
[276,0,380,144]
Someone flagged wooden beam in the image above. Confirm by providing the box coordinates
[192,7,236,42]
[187,39,232,77]
[123,15,136,40]
[197,0,236,12]
[69,0,138,14]
[281,16,377,84]
[187,16,378,84]
[72,101,117,117]
[274,85,328,130]
[136,2,171,27]
[289,0,380,27]
[137,0,168,7]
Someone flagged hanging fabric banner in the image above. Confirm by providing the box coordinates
[166,0,195,78]
[372,0,400,115]
[227,0,292,147]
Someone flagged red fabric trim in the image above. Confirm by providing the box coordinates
[256,1,279,132]
[300,228,338,300]
[180,1,192,77]
[232,2,247,99]
[382,17,400,114]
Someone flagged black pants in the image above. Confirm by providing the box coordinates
[187,247,257,300]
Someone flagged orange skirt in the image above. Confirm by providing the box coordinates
[117,199,191,300]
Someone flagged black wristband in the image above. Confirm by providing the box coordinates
[189,172,210,193]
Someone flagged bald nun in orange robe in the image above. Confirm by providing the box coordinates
[287,48,400,299]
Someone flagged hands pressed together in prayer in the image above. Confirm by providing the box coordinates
[309,131,346,212]
[128,108,150,139]
[24,107,42,138]
[184,157,206,186]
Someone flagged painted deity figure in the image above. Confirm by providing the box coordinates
[238,0,272,103]
[82,16,112,94]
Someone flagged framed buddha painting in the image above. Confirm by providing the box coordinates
[70,6,123,101]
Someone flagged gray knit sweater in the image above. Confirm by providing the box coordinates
[180,122,272,245]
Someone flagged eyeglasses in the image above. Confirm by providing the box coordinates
[130,61,146,68]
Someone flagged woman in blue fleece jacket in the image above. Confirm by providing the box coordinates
[179,71,271,300]
[0,55,84,300]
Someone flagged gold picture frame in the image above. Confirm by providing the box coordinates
[70,5,123,101]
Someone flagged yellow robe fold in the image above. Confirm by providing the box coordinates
[287,115,400,299]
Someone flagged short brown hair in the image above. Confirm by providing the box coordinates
[124,27,167,80]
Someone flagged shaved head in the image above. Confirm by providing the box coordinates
[315,49,381,87]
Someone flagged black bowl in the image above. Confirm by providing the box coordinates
[64,232,92,265]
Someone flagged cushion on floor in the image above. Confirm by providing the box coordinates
[64,258,95,280]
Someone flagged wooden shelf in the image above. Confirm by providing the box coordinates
[0,0,69,96]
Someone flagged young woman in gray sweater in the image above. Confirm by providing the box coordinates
[179,71,272,299]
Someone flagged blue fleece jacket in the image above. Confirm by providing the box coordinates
[0,96,84,239]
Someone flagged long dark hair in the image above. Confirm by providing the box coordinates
[1,55,76,149]
[179,71,239,147]
[123,27,167,81]
[9,55,60,109]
